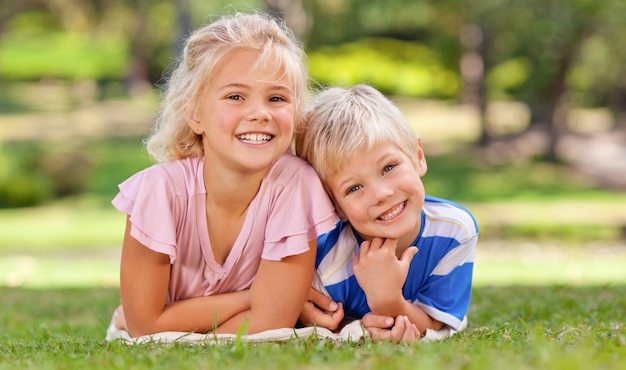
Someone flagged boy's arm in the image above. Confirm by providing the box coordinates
[363,302,443,337]
[356,232,477,338]
[352,238,444,335]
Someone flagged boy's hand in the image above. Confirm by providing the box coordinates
[299,288,344,331]
[352,238,418,311]
[362,313,420,343]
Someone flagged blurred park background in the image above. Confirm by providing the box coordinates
[1,0,626,288]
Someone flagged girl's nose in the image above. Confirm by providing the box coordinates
[248,101,271,123]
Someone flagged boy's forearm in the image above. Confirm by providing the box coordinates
[368,296,443,334]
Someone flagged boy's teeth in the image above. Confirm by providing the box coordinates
[379,202,405,221]
[237,133,272,143]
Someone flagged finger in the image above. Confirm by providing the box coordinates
[323,303,345,330]
[311,303,345,330]
[361,313,394,329]
[359,239,371,255]
[308,289,339,312]
[389,315,407,343]
[381,238,398,254]
[399,246,418,267]
[399,317,419,343]
[412,323,421,341]
[299,300,319,326]
[366,326,392,341]
[369,237,386,250]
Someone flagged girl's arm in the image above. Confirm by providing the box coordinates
[120,217,250,337]
[215,240,317,334]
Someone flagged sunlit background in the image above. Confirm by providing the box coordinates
[1,0,625,288]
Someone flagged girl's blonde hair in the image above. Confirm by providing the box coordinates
[296,84,419,184]
[146,12,308,163]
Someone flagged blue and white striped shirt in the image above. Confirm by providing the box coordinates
[313,196,478,331]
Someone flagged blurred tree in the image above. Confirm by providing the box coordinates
[2,0,626,154]
[265,0,309,38]
[0,1,44,35]
[432,0,626,160]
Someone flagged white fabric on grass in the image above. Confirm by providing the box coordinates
[105,311,466,344]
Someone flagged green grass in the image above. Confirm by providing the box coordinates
[1,285,625,369]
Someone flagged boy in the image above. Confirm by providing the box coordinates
[296,84,478,342]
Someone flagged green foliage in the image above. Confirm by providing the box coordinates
[308,38,459,98]
[0,143,53,207]
[422,149,612,203]
[0,139,151,208]
[486,58,532,98]
[0,31,128,80]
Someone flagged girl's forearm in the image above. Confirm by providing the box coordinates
[217,244,317,335]
[129,290,250,337]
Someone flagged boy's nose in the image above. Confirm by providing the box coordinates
[370,182,393,205]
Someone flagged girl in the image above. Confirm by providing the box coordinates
[111,12,337,337]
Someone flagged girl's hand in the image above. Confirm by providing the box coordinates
[299,288,344,331]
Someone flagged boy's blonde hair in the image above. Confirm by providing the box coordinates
[147,12,308,163]
[296,84,419,184]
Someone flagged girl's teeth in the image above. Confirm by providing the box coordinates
[238,133,272,143]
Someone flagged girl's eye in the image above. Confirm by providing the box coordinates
[383,164,396,174]
[346,184,363,194]
[228,94,243,100]
[269,96,285,102]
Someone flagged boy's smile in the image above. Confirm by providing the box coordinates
[378,200,406,221]
[326,140,427,254]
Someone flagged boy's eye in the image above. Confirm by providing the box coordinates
[346,184,363,194]
[269,96,286,102]
[383,164,396,174]
[227,94,243,100]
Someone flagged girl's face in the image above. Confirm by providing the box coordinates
[188,49,295,175]
[326,140,427,253]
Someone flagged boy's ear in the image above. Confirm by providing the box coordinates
[415,136,427,176]
[335,207,349,222]
[330,197,349,222]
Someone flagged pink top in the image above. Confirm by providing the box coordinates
[112,153,337,302]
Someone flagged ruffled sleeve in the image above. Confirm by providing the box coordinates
[111,165,179,263]
[261,156,338,261]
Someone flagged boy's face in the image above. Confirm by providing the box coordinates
[326,140,427,249]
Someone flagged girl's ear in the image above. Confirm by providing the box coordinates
[184,103,203,135]
[415,136,427,177]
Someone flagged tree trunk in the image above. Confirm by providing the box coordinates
[459,23,489,147]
